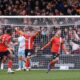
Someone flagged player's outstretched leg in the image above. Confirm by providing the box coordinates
[0,56,7,70]
[47,56,59,73]
[47,60,55,73]
[1,63,4,70]
[16,60,22,71]
[25,58,30,71]
[8,60,14,73]
[47,63,51,73]
[7,53,14,73]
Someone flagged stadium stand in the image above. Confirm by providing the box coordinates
[0,0,80,15]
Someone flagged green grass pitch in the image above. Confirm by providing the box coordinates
[0,70,80,80]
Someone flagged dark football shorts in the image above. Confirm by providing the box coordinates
[51,52,60,59]
[0,50,10,60]
[25,49,34,57]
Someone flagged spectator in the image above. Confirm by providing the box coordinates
[0,0,80,15]
[0,18,80,54]
[70,41,80,54]
[41,27,48,44]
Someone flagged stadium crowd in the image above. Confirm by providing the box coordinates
[0,18,80,54]
[0,0,80,15]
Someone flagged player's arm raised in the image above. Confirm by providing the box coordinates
[15,27,24,35]
[14,39,19,46]
[34,31,40,37]
[41,37,53,50]
[0,36,2,42]
[0,36,1,39]
[34,28,41,37]
[62,43,69,54]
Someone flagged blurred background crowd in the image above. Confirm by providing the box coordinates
[0,18,80,54]
[0,0,80,15]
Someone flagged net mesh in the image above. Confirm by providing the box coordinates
[0,17,80,69]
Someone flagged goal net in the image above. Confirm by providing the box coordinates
[0,16,80,70]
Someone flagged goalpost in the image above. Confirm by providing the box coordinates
[0,16,80,70]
